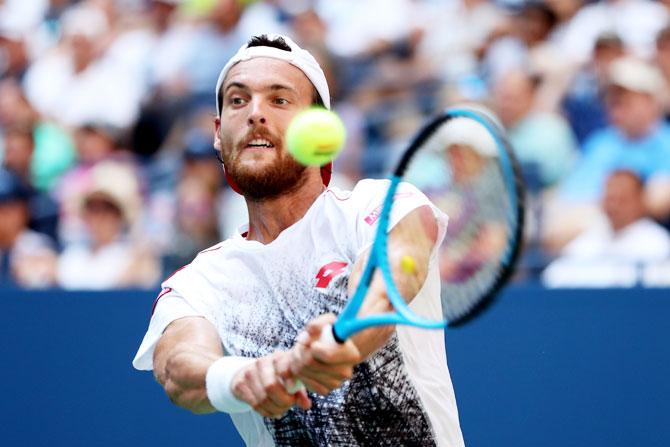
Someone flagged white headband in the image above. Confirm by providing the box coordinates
[215,34,331,114]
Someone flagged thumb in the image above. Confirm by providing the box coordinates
[305,313,337,337]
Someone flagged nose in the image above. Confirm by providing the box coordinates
[247,98,267,126]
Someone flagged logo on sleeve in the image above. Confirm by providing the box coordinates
[363,192,415,225]
[315,261,348,289]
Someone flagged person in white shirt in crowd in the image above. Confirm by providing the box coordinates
[543,169,670,287]
[558,0,668,64]
[22,3,143,128]
[544,56,670,251]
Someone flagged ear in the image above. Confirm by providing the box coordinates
[213,117,222,151]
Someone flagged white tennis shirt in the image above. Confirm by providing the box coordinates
[133,179,464,447]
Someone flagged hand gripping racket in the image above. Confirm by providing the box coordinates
[290,104,525,390]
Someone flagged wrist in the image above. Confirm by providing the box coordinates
[205,356,255,413]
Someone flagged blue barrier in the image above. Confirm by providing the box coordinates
[1,286,668,447]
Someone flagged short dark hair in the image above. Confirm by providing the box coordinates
[216,34,324,115]
[247,34,292,52]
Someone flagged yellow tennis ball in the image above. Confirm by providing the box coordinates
[400,255,417,274]
[286,108,346,166]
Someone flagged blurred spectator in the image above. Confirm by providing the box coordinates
[0,26,30,80]
[2,125,34,182]
[655,25,670,111]
[180,0,246,104]
[482,1,559,86]
[2,125,60,239]
[23,3,143,128]
[163,176,221,273]
[493,69,578,190]
[416,0,506,87]
[56,122,136,245]
[558,0,668,63]
[0,79,76,191]
[545,56,670,250]
[0,167,57,288]
[543,170,670,287]
[57,161,159,290]
[561,32,625,144]
[493,70,576,189]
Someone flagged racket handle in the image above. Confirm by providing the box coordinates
[285,324,336,394]
[319,323,336,344]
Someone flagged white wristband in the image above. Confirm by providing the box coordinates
[206,356,256,413]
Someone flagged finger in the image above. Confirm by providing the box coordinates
[295,330,311,346]
[299,376,334,396]
[305,314,337,337]
[274,350,294,380]
[298,368,345,392]
[300,362,354,382]
[310,340,361,365]
[240,364,265,407]
[289,343,313,376]
[258,357,295,409]
[295,389,312,410]
[245,362,289,417]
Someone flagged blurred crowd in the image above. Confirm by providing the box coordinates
[2,0,670,290]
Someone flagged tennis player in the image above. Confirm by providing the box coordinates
[133,34,464,446]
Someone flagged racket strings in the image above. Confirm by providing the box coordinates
[403,114,522,325]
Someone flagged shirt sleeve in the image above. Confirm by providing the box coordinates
[353,179,449,256]
[132,288,205,371]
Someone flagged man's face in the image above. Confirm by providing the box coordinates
[606,86,659,139]
[602,172,645,231]
[215,57,315,200]
[0,200,28,248]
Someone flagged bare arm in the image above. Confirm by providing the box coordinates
[349,204,438,357]
[154,316,311,417]
[153,317,223,414]
[289,205,438,394]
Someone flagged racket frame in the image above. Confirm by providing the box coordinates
[332,107,525,341]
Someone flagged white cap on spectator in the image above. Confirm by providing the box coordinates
[61,5,109,39]
[431,117,498,158]
[83,161,141,224]
[214,33,330,114]
[608,57,666,97]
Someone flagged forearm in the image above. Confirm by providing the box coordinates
[155,342,221,414]
[350,206,437,358]
[153,317,224,414]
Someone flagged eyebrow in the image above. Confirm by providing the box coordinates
[223,82,297,95]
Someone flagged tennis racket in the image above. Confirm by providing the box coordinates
[290,104,524,390]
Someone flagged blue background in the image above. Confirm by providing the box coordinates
[1,285,668,446]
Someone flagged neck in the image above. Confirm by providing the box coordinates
[244,172,324,244]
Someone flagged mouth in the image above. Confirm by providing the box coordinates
[244,138,275,150]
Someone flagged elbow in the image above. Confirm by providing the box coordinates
[164,379,211,414]
[160,348,214,414]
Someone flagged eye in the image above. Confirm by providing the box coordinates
[230,96,246,106]
[274,97,289,105]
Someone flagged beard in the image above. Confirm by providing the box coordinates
[222,145,307,201]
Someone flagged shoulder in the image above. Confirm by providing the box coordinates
[323,179,390,207]
[581,127,620,155]
[629,219,670,240]
[653,123,670,139]
[162,240,232,284]
[350,178,391,197]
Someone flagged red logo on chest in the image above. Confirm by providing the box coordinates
[315,261,348,289]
